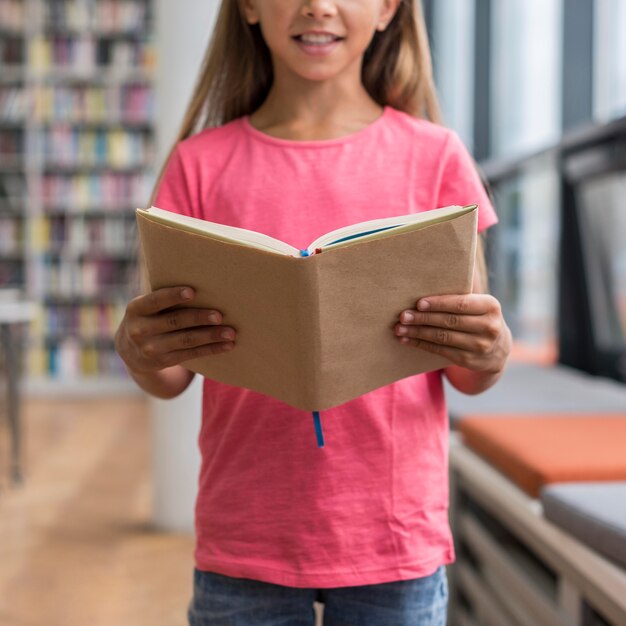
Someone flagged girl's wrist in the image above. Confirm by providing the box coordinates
[127,365,194,399]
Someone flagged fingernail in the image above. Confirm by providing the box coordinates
[221,330,234,340]
[402,312,414,323]
[181,288,193,299]
[208,313,220,324]
[418,300,430,311]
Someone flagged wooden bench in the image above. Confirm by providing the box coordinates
[445,362,626,626]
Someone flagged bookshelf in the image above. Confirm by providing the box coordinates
[0,0,156,393]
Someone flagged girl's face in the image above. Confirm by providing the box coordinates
[241,0,400,82]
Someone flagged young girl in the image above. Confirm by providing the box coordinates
[115,0,512,624]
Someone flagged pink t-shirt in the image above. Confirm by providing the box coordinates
[154,105,498,588]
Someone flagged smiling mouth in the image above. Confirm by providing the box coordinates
[292,35,345,42]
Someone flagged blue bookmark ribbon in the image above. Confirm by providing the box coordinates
[313,411,325,448]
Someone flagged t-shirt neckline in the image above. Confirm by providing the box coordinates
[241,106,390,148]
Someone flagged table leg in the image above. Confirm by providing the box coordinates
[2,323,23,485]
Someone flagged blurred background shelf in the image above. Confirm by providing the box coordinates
[0,0,156,391]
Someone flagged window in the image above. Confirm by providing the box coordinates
[491,0,563,158]
[489,155,560,353]
[594,0,626,121]
[578,172,626,353]
[431,0,476,150]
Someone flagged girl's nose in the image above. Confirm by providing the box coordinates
[301,0,338,18]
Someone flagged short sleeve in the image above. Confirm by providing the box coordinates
[152,143,196,217]
[437,130,498,233]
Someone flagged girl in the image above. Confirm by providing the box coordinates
[115,0,512,624]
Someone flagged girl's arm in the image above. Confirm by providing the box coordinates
[123,362,196,400]
[393,236,513,395]
[442,236,512,394]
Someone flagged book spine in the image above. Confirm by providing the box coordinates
[299,248,323,257]
[300,249,325,446]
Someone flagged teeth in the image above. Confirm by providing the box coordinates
[299,34,337,44]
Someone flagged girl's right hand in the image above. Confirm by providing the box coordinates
[114,286,236,375]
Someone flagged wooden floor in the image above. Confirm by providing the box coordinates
[0,395,195,626]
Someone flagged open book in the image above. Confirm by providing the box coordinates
[138,204,476,257]
[136,203,478,412]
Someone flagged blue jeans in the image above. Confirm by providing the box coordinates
[187,565,448,626]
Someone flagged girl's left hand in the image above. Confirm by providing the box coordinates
[393,294,512,374]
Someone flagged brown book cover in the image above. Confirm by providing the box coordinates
[136,204,478,411]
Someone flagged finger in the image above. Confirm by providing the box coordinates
[153,340,236,369]
[129,286,195,316]
[146,307,224,335]
[141,325,236,361]
[395,323,492,353]
[416,294,497,316]
[398,309,488,334]
[399,334,500,372]
[398,335,471,366]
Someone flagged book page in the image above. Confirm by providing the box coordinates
[138,207,301,256]
[308,204,477,253]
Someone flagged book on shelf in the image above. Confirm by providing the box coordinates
[32,84,153,123]
[0,173,26,208]
[136,203,479,415]
[29,35,154,73]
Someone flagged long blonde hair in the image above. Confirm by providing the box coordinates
[149,0,442,205]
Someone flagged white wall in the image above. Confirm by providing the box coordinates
[151,0,219,532]
[155,0,218,161]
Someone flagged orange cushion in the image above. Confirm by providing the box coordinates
[457,414,626,498]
